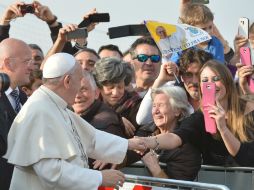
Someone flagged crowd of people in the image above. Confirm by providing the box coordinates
[1,0,254,190]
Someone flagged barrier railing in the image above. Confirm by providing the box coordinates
[126,174,230,190]
[121,162,254,190]
[99,174,230,190]
[197,165,254,190]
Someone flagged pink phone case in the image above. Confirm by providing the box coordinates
[202,82,217,134]
[240,47,254,93]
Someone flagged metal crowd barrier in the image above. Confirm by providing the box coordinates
[124,174,230,190]
[197,165,254,190]
[121,162,254,190]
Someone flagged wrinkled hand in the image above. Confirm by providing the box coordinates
[141,151,161,176]
[82,8,97,32]
[128,137,147,155]
[57,24,78,42]
[101,169,125,188]
[122,117,136,138]
[33,1,56,22]
[208,101,227,132]
[237,62,254,94]
[0,2,25,25]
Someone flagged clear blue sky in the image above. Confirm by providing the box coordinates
[0,0,254,54]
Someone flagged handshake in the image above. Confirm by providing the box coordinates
[128,136,159,154]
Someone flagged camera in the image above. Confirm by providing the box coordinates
[20,4,35,15]
[0,73,10,93]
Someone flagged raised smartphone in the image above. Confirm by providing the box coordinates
[202,82,217,134]
[238,17,249,38]
[192,0,209,4]
[66,27,88,40]
[78,13,110,27]
[240,47,254,92]
[108,24,149,39]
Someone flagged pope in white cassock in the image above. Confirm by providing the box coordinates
[4,53,146,190]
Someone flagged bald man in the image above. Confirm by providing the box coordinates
[0,38,33,190]
[5,53,145,190]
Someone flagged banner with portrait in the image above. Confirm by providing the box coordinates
[144,21,211,60]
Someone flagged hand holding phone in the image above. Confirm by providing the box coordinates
[19,4,35,15]
[66,27,88,40]
[202,82,217,134]
[240,47,254,92]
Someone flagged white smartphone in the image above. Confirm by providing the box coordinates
[66,27,88,40]
[238,17,249,38]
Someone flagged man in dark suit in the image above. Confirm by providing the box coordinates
[0,73,10,156]
[0,38,33,190]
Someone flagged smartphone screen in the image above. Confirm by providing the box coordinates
[89,13,110,22]
[192,0,209,4]
[238,17,249,38]
[66,27,88,40]
[78,13,110,28]
[202,82,217,134]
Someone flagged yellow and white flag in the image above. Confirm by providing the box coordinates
[145,21,211,60]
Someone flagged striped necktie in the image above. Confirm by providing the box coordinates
[10,89,21,113]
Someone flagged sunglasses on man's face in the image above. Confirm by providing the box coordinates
[135,54,161,63]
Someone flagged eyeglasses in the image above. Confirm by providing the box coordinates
[134,54,161,63]
[9,58,34,66]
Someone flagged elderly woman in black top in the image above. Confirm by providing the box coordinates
[141,86,201,180]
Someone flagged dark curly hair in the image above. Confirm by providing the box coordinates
[179,49,213,75]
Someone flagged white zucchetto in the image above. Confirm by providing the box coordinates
[43,53,76,78]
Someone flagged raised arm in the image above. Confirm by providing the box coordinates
[136,62,177,125]
[0,1,25,41]
[40,24,78,69]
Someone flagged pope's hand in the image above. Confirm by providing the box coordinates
[128,137,147,155]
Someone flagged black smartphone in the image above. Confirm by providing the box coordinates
[78,13,110,28]
[192,0,209,4]
[66,27,88,40]
[108,24,149,39]
[20,4,35,15]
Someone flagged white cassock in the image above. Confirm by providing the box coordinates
[158,26,186,53]
[4,85,128,190]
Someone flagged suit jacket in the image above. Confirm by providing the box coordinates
[0,89,27,190]
[0,106,8,156]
